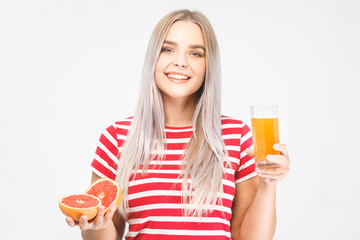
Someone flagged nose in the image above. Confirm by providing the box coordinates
[173,52,187,68]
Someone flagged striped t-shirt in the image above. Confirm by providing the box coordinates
[91,116,256,240]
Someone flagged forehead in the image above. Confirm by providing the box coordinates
[165,21,205,45]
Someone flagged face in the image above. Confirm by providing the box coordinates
[155,21,206,102]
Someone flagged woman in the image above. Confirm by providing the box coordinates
[66,9,290,240]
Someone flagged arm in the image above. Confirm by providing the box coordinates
[231,144,290,240]
[66,172,126,240]
[231,177,277,240]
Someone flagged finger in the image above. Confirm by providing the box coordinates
[104,203,116,221]
[257,170,289,181]
[259,172,285,182]
[256,165,289,175]
[245,148,255,157]
[264,178,277,184]
[273,143,289,156]
[93,205,105,226]
[257,170,285,177]
[266,154,290,166]
[65,217,78,227]
[78,215,90,231]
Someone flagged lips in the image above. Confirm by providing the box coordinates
[165,72,191,83]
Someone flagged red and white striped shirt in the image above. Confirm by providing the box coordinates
[91,116,256,240]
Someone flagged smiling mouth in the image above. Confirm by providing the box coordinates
[166,73,190,81]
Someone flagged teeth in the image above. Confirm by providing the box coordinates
[167,74,189,80]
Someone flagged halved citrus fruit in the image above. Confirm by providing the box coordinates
[85,178,122,214]
[59,194,101,221]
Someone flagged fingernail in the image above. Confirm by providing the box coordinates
[267,155,272,161]
[80,216,87,222]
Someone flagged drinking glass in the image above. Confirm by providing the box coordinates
[250,105,281,168]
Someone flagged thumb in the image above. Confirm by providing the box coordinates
[245,148,254,157]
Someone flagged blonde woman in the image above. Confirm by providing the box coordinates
[66,9,290,240]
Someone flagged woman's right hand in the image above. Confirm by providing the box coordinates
[65,203,116,232]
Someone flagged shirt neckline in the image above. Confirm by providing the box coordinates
[165,125,193,130]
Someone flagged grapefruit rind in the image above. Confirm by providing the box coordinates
[85,178,122,214]
[59,194,101,221]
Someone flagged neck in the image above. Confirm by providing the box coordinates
[162,94,197,127]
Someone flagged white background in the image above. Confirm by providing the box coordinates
[1,0,359,239]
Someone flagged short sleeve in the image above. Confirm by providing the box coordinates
[235,123,256,184]
[91,124,119,180]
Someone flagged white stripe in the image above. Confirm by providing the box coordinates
[134,169,182,174]
[165,138,191,143]
[240,131,252,145]
[222,179,235,188]
[127,216,230,226]
[235,171,257,184]
[222,134,241,140]
[129,177,235,189]
[164,128,193,132]
[134,168,234,175]
[237,158,255,172]
[129,190,234,201]
[97,141,119,165]
[129,177,179,186]
[240,150,249,159]
[228,156,240,164]
[114,123,131,129]
[226,145,240,151]
[221,116,232,119]
[93,154,117,174]
[222,124,242,129]
[151,149,185,155]
[103,129,117,148]
[91,167,108,178]
[116,134,127,140]
[129,203,232,214]
[147,160,182,165]
[127,228,230,238]
[146,160,239,168]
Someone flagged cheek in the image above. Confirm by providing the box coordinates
[196,61,206,81]
[155,55,170,72]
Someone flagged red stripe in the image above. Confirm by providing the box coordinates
[128,233,230,240]
[165,131,193,139]
[99,133,118,156]
[221,117,243,125]
[223,138,240,146]
[130,220,229,231]
[91,160,116,180]
[236,163,256,181]
[240,138,253,152]
[222,127,241,135]
[95,147,118,170]
[129,208,232,220]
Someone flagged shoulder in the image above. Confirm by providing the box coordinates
[221,115,245,127]
[221,115,249,133]
[113,116,133,131]
[221,115,252,141]
[100,117,133,141]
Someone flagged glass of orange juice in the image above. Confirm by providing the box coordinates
[250,105,281,168]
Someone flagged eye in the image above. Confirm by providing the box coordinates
[190,52,203,57]
[161,47,173,53]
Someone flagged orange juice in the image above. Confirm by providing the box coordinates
[251,118,280,167]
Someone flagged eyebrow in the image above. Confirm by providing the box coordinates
[163,40,205,51]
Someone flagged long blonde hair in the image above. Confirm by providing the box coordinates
[116,9,228,218]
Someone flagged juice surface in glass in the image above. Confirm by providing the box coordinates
[251,117,280,167]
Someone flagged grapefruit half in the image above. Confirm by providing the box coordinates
[85,178,122,214]
[59,194,101,221]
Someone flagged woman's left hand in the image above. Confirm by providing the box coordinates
[246,144,290,184]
